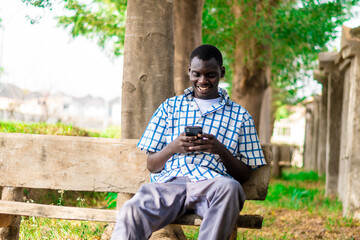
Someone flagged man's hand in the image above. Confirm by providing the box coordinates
[147,132,200,173]
[167,132,200,154]
[188,133,252,183]
[147,132,251,183]
[188,133,225,155]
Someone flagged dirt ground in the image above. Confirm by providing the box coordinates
[239,202,360,240]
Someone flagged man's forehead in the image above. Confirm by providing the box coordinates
[189,57,220,69]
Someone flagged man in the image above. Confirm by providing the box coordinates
[112,45,266,240]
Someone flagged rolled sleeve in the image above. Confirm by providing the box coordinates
[137,101,168,153]
[238,116,266,169]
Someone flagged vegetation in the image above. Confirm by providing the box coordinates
[184,168,360,239]
[202,0,359,128]
[0,121,99,137]
[18,0,359,129]
[21,0,358,101]
[203,0,358,97]
[0,121,120,138]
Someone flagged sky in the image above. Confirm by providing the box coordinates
[0,1,359,101]
[0,1,123,101]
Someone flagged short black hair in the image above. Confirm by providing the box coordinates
[190,44,223,67]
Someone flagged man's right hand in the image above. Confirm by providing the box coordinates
[167,132,200,154]
[146,132,199,173]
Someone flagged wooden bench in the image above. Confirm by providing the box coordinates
[270,144,293,178]
[0,133,271,240]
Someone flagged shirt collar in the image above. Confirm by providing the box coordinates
[184,87,230,106]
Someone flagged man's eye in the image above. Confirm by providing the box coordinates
[192,72,200,77]
[207,73,216,78]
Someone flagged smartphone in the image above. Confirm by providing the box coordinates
[185,126,203,136]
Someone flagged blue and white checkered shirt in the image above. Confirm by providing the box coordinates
[137,87,266,183]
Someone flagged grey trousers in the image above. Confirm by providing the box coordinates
[111,176,246,240]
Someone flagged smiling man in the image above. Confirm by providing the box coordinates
[111,45,266,240]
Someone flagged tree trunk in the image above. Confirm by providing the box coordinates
[231,46,270,132]
[121,0,175,139]
[230,1,272,132]
[111,1,185,239]
[174,0,205,95]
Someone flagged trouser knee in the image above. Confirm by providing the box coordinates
[213,178,246,209]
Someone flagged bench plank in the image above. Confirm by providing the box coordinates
[171,213,263,229]
[0,133,271,200]
[0,200,262,229]
[0,133,149,194]
[0,200,116,223]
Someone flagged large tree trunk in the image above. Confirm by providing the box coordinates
[121,0,175,138]
[230,1,272,132]
[231,44,270,132]
[108,1,185,240]
[174,0,205,95]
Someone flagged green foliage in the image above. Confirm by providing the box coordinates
[203,0,358,103]
[57,0,127,56]
[0,121,100,137]
[21,0,53,9]
[274,105,291,120]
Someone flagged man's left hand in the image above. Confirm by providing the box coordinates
[188,133,226,155]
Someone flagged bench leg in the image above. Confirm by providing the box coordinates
[151,225,187,240]
[229,227,237,240]
[0,187,23,240]
[101,193,134,240]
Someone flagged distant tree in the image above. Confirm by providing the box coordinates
[202,0,359,129]
[57,0,126,57]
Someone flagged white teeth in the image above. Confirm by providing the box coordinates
[198,86,209,90]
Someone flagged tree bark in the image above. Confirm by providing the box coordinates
[230,1,272,132]
[114,1,185,239]
[174,0,205,95]
[121,0,175,139]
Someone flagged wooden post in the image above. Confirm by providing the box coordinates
[271,144,281,178]
[230,227,237,240]
[319,52,344,197]
[0,187,22,240]
[337,26,360,219]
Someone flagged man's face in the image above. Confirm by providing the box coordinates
[188,57,225,99]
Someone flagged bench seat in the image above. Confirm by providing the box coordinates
[0,200,263,229]
[0,132,271,238]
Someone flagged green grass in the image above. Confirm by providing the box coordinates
[184,169,359,239]
[19,217,107,240]
[281,169,323,181]
[0,121,121,138]
[259,182,342,213]
[0,121,101,137]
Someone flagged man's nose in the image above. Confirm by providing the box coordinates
[198,75,207,82]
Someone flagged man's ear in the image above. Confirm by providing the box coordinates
[188,65,191,74]
[221,66,225,78]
